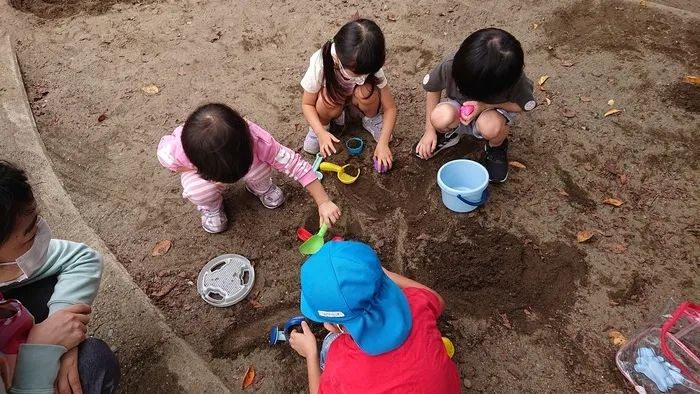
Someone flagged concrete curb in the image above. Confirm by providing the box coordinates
[0,32,231,393]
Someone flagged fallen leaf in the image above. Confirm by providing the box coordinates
[607,99,615,106]
[563,108,576,118]
[603,159,622,175]
[152,240,172,256]
[508,161,526,169]
[209,31,222,42]
[416,233,430,240]
[537,75,549,88]
[523,308,532,317]
[583,162,594,171]
[639,1,646,6]
[559,190,570,197]
[98,113,108,122]
[686,76,700,84]
[500,313,512,329]
[249,299,264,309]
[386,14,397,22]
[611,243,628,254]
[352,10,360,19]
[545,97,551,105]
[609,301,620,307]
[561,60,576,67]
[604,108,622,117]
[531,23,538,30]
[151,283,176,298]
[603,198,624,207]
[619,174,628,185]
[141,84,160,95]
[242,366,255,389]
[608,331,627,346]
[576,230,595,243]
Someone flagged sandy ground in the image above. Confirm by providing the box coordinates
[1,0,698,392]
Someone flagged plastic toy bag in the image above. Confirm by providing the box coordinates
[617,299,700,394]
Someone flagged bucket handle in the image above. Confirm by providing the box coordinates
[456,189,489,207]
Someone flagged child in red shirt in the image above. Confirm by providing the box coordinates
[289,241,460,394]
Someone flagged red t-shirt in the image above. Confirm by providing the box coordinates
[318,287,461,394]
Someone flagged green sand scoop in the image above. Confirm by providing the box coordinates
[299,223,328,255]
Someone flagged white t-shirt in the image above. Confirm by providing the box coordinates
[300,49,388,93]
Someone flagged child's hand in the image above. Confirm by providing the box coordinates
[416,131,437,160]
[318,131,340,158]
[459,101,485,125]
[373,143,393,172]
[318,200,341,227]
[289,321,318,359]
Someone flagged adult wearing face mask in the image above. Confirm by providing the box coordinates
[0,161,119,394]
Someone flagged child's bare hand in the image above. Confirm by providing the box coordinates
[416,131,437,160]
[373,143,393,172]
[289,321,318,359]
[459,101,485,125]
[318,200,341,227]
[318,131,340,158]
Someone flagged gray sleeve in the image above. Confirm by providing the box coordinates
[421,57,451,93]
[509,73,536,111]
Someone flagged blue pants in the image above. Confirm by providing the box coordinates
[4,276,120,394]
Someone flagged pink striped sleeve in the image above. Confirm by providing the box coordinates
[248,121,317,187]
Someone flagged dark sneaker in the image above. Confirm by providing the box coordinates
[484,138,509,183]
[412,132,462,159]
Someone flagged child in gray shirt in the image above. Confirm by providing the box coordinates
[413,28,536,183]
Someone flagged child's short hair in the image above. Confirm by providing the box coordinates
[181,103,254,183]
[0,161,35,245]
[452,28,525,102]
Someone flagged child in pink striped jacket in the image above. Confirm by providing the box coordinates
[157,103,341,234]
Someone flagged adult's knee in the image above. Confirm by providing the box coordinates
[78,338,120,394]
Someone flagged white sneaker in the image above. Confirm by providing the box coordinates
[361,113,384,141]
[246,184,285,209]
[198,208,228,234]
[303,128,320,155]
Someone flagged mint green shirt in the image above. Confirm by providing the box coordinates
[0,240,102,392]
[1,240,103,315]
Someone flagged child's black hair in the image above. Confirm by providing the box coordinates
[0,161,35,245]
[452,28,525,102]
[181,103,254,184]
[321,18,386,106]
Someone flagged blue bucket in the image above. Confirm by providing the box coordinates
[437,160,489,213]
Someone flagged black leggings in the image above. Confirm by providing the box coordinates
[4,277,120,394]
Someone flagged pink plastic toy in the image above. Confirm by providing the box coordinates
[460,105,475,118]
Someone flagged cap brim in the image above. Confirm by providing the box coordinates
[341,275,412,356]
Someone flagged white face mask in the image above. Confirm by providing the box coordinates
[331,44,369,86]
[0,217,52,286]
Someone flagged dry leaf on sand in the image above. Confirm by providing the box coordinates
[141,84,160,95]
[608,331,627,345]
[583,163,594,171]
[537,75,549,86]
[604,109,622,117]
[563,108,576,118]
[607,99,615,106]
[686,76,700,84]
[242,366,255,389]
[531,23,538,30]
[603,198,624,207]
[576,231,595,243]
[152,240,172,256]
[508,161,526,169]
[611,243,628,254]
